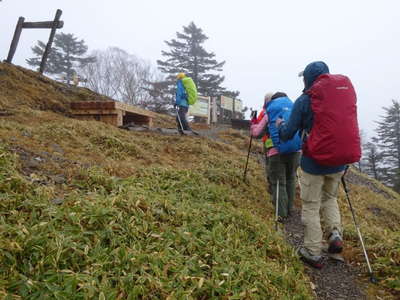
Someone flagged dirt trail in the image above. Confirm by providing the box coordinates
[253,153,367,299]
[284,209,366,299]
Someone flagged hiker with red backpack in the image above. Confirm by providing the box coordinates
[251,92,302,222]
[277,61,361,268]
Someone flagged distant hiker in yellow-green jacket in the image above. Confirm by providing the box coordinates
[175,72,197,133]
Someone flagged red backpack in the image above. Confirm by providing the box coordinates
[303,74,361,166]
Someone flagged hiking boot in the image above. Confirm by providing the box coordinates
[328,229,343,254]
[297,247,324,269]
[328,253,345,263]
[277,216,287,223]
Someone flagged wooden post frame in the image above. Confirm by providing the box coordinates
[22,21,64,29]
[6,17,25,63]
[39,9,63,74]
[5,9,63,68]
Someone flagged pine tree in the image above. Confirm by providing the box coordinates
[27,32,95,82]
[356,129,366,172]
[362,140,383,180]
[157,22,227,97]
[375,100,400,191]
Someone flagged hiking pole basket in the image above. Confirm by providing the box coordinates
[341,166,378,283]
[243,110,257,182]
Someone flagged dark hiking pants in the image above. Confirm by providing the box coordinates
[264,150,272,195]
[176,106,191,131]
[268,152,300,217]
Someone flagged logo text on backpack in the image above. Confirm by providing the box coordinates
[336,86,349,90]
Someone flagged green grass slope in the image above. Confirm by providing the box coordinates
[0,124,311,299]
[1,63,399,299]
[0,62,312,299]
[337,177,400,297]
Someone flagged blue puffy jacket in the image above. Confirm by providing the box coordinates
[278,61,346,175]
[267,96,302,154]
[175,80,188,107]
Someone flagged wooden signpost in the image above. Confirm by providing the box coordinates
[5,9,64,74]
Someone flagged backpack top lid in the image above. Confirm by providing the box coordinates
[181,77,198,105]
[266,96,302,154]
[266,96,292,122]
[304,73,361,166]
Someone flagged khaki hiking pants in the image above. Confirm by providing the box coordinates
[299,169,343,256]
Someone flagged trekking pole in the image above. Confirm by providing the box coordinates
[243,110,257,181]
[341,166,378,283]
[175,106,185,133]
[275,178,280,231]
[243,135,253,181]
[274,152,282,231]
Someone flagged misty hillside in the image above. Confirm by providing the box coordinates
[0,63,399,299]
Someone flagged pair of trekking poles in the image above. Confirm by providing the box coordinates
[243,124,377,282]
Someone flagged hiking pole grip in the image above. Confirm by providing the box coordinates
[341,166,375,281]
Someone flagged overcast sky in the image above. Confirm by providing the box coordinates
[1,0,400,138]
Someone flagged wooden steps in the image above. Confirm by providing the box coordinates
[71,101,153,128]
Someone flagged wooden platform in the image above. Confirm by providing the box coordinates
[231,118,250,130]
[71,101,153,128]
